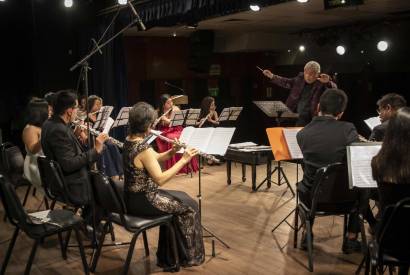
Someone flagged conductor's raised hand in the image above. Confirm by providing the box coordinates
[317,73,331,84]
[95,133,109,154]
[262,69,274,79]
[182,148,199,163]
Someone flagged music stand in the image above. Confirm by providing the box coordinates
[111,107,131,129]
[218,107,243,126]
[253,101,297,126]
[93,106,114,131]
[183,109,200,127]
[168,110,185,127]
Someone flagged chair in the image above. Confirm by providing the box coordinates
[89,171,180,274]
[0,175,89,275]
[0,142,32,207]
[359,197,410,275]
[294,162,366,272]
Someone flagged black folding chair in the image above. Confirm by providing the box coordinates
[89,171,180,274]
[0,142,32,207]
[295,162,366,272]
[357,197,410,275]
[0,175,89,275]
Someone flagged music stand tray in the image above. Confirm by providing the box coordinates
[253,101,298,126]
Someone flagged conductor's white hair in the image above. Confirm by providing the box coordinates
[304,61,321,73]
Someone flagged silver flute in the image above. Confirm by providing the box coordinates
[149,130,220,163]
[72,120,124,148]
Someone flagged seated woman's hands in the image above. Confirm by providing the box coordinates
[182,147,199,164]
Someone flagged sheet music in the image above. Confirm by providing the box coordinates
[229,142,258,149]
[218,108,230,122]
[94,106,114,130]
[28,210,51,224]
[112,107,131,128]
[237,146,272,152]
[206,128,236,155]
[169,110,185,127]
[347,143,381,188]
[364,116,381,130]
[228,107,243,121]
[102,117,114,134]
[179,126,235,155]
[282,128,303,159]
[184,109,200,126]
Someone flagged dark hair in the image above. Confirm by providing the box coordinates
[25,98,48,127]
[377,93,406,110]
[319,89,348,116]
[129,102,157,134]
[87,95,103,112]
[372,107,410,184]
[53,90,78,116]
[158,94,171,115]
[44,92,56,106]
[199,96,215,119]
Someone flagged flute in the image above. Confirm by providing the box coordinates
[72,120,124,148]
[149,130,220,163]
[152,108,173,128]
[198,112,211,128]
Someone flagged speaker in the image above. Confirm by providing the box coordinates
[188,30,214,73]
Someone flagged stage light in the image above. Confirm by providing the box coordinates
[172,32,177,37]
[297,0,309,3]
[377,40,389,52]
[287,49,291,53]
[64,0,73,8]
[336,45,345,55]
[250,5,260,11]
[118,0,127,5]
[299,45,305,52]
[360,50,364,54]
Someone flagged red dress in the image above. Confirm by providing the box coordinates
[156,125,199,174]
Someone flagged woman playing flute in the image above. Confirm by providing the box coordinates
[123,102,205,269]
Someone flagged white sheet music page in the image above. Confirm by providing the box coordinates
[228,107,243,120]
[102,117,114,134]
[186,128,214,153]
[169,110,185,127]
[218,108,230,122]
[283,128,303,159]
[347,144,381,188]
[179,126,196,145]
[364,116,381,130]
[206,128,236,155]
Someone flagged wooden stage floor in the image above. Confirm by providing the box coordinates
[0,161,367,274]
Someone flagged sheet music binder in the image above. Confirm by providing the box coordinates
[93,106,114,131]
[112,107,131,128]
[266,127,303,161]
[346,142,382,189]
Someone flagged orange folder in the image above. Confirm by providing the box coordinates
[266,127,303,161]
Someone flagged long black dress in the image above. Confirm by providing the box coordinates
[122,139,205,267]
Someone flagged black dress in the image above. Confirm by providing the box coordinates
[122,139,205,267]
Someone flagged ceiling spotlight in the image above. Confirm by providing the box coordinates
[341,0,346,3]
[360,50,365,54]
[64,0,73,8]
[250,5,260,11]
[336,45,346,55]
[377,40,389,52]
[172,32,177,37]
[299,45,305,52]
[287,49,291,53]
[297,0,309,3]
[0,0,6,2]
[118,0,127,5]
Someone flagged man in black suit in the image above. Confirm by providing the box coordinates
[369,93,407,141]
[41,90,108,220]
[296,89,364,253]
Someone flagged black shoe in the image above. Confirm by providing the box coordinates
[342,239,362,254]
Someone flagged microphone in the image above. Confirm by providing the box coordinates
[165,81,184,93]
[127,1,146,31]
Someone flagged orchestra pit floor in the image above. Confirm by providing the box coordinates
[0,162,367,274]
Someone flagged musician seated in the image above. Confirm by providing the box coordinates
[198,96,219,128]
[296,88,376,253]
[155,94,199,174]
[369,93,406,142]
[371,107,410,275]
[124,102,205,268]
[41,90,108,224]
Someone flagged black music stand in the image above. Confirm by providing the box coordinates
[111,107,131,129]
[183,109,200,127]
[218,107,243,125]
[179,127,236,255]
[93,106,114,131]
[168,110,186,127]
[253,101,297,126]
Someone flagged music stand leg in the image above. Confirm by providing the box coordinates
[197,158,230,254]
